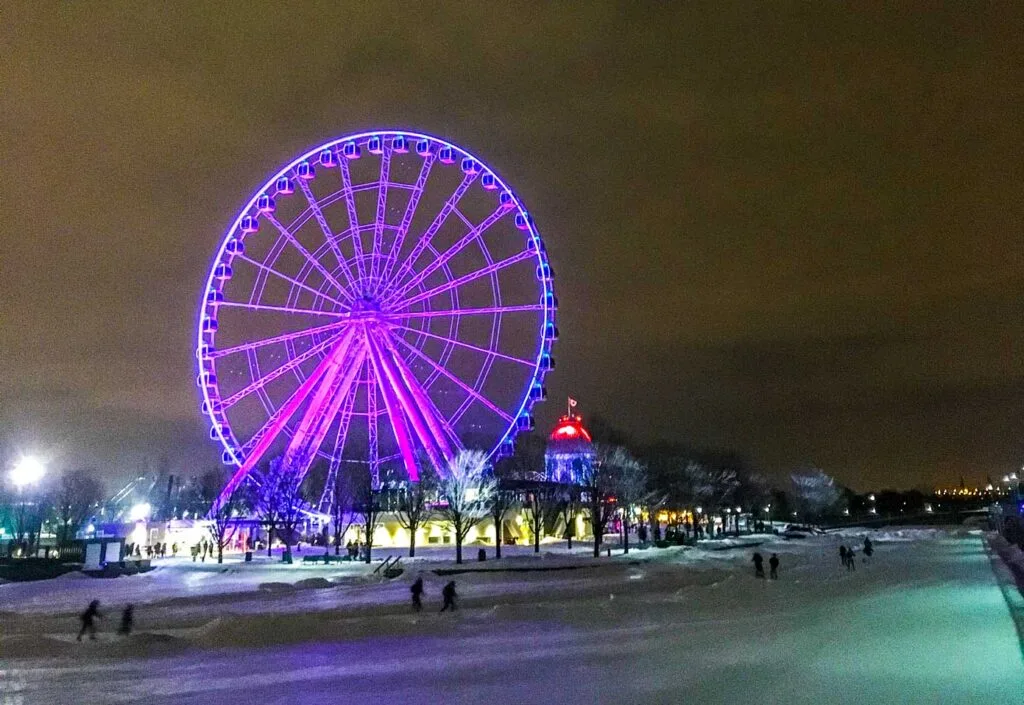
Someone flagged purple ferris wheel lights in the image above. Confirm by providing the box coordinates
[197,129,556,515]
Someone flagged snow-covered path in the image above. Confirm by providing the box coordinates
[1,532,1021,704]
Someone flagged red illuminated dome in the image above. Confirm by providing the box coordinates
[549,415,593,444]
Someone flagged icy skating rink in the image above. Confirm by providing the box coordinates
[1,529,1021,704]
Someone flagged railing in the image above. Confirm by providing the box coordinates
[373,554,403,578]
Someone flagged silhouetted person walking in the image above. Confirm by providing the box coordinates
[863,537,873,558]
[752,552,765,578]
[411,577,424,612]
[839,545,848,567]
[846,546,856,571]
[77,600,102,641]
[440,581,457,612]
[118,604,134,636]
[769,553,779,579]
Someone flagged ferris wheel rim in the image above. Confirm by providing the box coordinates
[196,129,555,494]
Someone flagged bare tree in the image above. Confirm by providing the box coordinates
[351,463,388,564]
[583,444,623,557]
[557,483,582,550]
[612,451,648,554]
[54,470,104,545]
[254,456,309,563]
[488,482,517,559]
[396,463,437,558]
[677,461,739,537]
[524,484,557,554]
[202,469,247,564]
[790,468,841,522]
[437,450,496,564]
[327,462,358,555]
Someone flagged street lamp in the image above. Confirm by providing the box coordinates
[9,456,46,557]
[10,456,45,489]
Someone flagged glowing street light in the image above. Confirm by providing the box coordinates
[10,456,45,489]
[128,503,152,522]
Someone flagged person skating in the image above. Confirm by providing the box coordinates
[863,536,873,558]
[846,546,856,570]
[440,581,458,612]
[839,545,848,568]
[769,553,779,579]
[118,604,134,636]
[77,600,102,641]
[410,577,424,612]
[752,552,765,578]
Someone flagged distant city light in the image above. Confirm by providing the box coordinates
[10,456,45,488]
[128,503,152,521]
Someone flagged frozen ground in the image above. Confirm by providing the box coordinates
[1,529,1021,704]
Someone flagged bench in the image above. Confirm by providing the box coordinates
[301,554,346,565]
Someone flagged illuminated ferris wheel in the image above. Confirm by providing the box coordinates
[196,130,556,513]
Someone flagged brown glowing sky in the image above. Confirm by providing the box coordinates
[2,3,1023,490]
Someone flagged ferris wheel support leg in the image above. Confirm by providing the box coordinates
[317,390,357,514]
[283,344,367,484]
[211,329,354,514]
[378,332,456,460]
[365,331,420,481]
[366,330,447,475]
[366,362,380,489]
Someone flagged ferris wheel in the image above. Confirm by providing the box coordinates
[196,130,556,513]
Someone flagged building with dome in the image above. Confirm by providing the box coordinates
[544,414,595,484]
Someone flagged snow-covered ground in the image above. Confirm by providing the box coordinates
[1,528,1021,704]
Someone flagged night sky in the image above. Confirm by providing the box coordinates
[3,3,1023,490]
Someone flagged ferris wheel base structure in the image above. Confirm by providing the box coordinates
[196,130,557,514]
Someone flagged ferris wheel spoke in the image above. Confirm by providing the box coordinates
[387,324,535,368]
[218,300,351,319]
[370,147,391,285]
[294,177,360,292]
[377,330,462,454]
[316,388,358,513]
[365,354,380,488]
[364,330,421,481]
[392,248,536,311]
[263,212,350,299]
[389,332,514,424]
[283,340,367,483]
[380,303,543,321]
[366,331,445,473]
[213,331,353,512]
[337,158,368,284]
[234,254,349,309]
[219,327,352,409]
[209,320,349,360]
[382,206,508,307]
[379,153,435,286]
[382,172,477,294]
